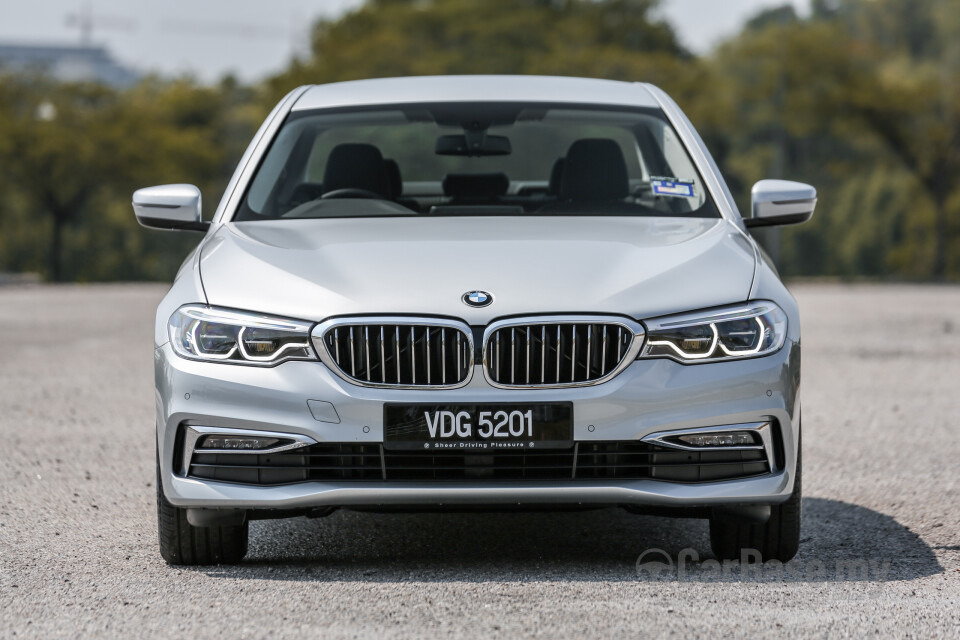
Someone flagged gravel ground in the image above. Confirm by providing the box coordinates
[1,283,958,638]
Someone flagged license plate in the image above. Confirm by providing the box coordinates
[383,403,573,451]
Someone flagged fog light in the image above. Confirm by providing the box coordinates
[200,435,280,450]
[676,431,756,447]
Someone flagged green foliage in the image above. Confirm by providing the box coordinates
[266,0,692,101]
[0,0,958,281]
[706,1,960,279]
[0,74,259,280]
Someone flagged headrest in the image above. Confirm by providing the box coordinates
[383,159,402,198]
[323,143,389,196]
[442,173,509,199]
[548,158,565,195]
[559,138,629,201]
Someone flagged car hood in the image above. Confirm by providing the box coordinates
[199,216,756,324]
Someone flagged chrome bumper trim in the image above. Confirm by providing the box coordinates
[165,470,794,509]
[181,425,317,476]
[640,421,778,472]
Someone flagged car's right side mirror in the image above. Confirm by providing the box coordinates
[132,184,209,232]
[744,179,817,228]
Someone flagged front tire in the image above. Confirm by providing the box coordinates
[156,457,248,565]
[709,439,801,563]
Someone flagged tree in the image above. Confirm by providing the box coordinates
[0,75,255,281]
[267,0,695,102]
[0,78,119,281]
[2,0,958,282]
[708,0,960,279]
[823,0,960,279]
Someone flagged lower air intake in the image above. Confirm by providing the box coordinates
[186,442,768,485]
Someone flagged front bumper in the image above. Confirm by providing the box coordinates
[155,340,800,509]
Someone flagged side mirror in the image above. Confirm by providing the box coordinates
[744,179,816,228]
[132,184,209,232]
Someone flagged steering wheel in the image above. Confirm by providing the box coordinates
[320,188,386,200]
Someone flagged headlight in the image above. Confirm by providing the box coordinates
[168,305,316,365]
[639,301,787,363]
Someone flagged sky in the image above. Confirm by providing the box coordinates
[0,0,810,83]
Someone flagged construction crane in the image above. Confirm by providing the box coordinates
[65,3,302,49]
[160,18,310,57]
[65,2,137,47]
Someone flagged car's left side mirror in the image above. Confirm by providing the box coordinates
[744,179,817,228]
[132,184,210,232]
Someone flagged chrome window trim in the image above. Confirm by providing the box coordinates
[181,426,317,476]
[215,85,313,226]
[224,82,730,227]
[481,315,645,389]
[640,82,740,224]
[640,422,777,472]
[311,316,475,390]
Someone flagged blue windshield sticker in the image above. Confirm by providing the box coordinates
[651,176,695,198]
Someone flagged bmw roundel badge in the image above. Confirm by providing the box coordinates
[462,290,493,308]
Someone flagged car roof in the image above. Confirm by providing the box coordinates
[292,75,661,111]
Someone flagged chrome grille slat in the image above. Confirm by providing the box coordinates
[379,326,386,383]
[426,327,432,385]
[555,325,561,383]
[525,326,531,384]
[349,327,356,377]
[395,326,401,382]
[602,325,608,376]
[364,326,371,380]
[410,326,417,384]
[571,325,577,380]
[319,320,472,388]
[510,328,516,385]
[585,325,592,379]
[540,325,546,382]
[334,328,341,367]
[484,318,640,388]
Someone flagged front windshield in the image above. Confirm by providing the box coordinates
[235,102,720,220]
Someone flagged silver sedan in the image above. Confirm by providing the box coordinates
[134,75,816,565]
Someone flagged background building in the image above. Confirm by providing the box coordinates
[0,42,138,87]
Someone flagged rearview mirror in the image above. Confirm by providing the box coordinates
[745,180,816,228]
[435,134,512,156]
[132,184,209,232]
